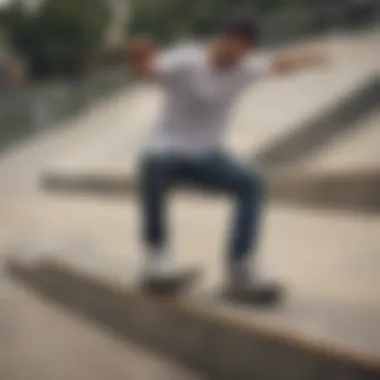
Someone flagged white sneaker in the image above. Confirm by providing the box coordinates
[141,251,200,294]
[142,253,180,280]
[224,259,284,305]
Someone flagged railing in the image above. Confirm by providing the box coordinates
[0,67,130,152]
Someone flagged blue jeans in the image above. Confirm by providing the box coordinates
[139,151,266,263]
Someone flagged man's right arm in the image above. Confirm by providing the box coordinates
[127,37,190,85]
[127,37,158,80]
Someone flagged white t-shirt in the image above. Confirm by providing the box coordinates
[145,45,272,156]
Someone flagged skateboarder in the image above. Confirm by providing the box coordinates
[128,13,329,303]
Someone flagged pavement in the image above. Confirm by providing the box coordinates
[1,128,380,377]
[0,94,204,380]
[0,284,202,380]
[1,28,380,379]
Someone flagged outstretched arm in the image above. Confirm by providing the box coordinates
[271,49,330,75]
[245,48,331,82]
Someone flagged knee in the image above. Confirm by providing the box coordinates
[140,153,178,195]
[141,154,170,181]
[237,172,266,199]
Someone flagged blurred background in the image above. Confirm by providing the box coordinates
[0,1,379,380]
[0,0,377,147]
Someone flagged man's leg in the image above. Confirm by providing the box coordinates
[140,153,177,252]
[139,152,199,292]
[185,152,264,259]
[186,152,281,303]
[225,163,265,266]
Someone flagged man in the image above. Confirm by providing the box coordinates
[129,13,329,303]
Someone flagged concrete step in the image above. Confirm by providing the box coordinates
[5,203,380,380]
[255,76,380,167]
[0,278,202,380]
[41,165,380,214]
[272,109,380,213]
[273,169,380,213]
[292,109,380,173]
[1,29,380,380]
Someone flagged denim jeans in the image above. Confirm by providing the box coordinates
[139,150,266,263]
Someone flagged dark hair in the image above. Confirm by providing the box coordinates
[221,12,261,44]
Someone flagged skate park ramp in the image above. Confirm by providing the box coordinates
[2,122,380,379]
[41,29,380,194]
[0,279,203,380]
[297,109,380,174]
[255,75,380,168]
[2,28,380,380]
[2,136,380,379]
[5,199,380,380]
[272,108,380,213]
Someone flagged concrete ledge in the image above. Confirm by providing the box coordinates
[42,171,136,197]
[6,254,380,380]
[255,76,380,167]
[272,169,380,213]
[42,168,380,214]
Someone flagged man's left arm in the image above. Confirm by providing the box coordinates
[270,50,330,75]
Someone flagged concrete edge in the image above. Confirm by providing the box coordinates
[255,75,380,167]
[41,169,380,214]
[41,171,136,197]
[271,169,380,213]
[6,257,380,380]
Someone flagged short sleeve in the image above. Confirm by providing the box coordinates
[153,47,194,85]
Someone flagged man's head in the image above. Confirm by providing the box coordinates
[211,13,261,69]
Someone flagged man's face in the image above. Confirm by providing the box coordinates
[212,35,253,69]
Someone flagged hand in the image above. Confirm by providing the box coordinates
[127,36,157,63]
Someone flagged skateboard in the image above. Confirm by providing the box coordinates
[140,268,201,296]
[140,269,284,307]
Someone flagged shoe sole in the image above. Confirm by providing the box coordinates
[221,285,286,307]
[140,269,201,296]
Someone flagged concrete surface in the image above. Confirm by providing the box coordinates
[0,283,202,380]
[272,169,380,213]
[270,109,380,212]
[7,254,380,380]
[1,142,380,378]
[256,75,380,166]
[5,196,380,357]
[0,91,205,380]
[1,29,379,380]
[295,109,380,173]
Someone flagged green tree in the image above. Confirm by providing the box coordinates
[1,0,110,79]
[128,0,333,44]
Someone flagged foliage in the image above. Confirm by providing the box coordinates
[0,0,110,79]
[128,0,341,44]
